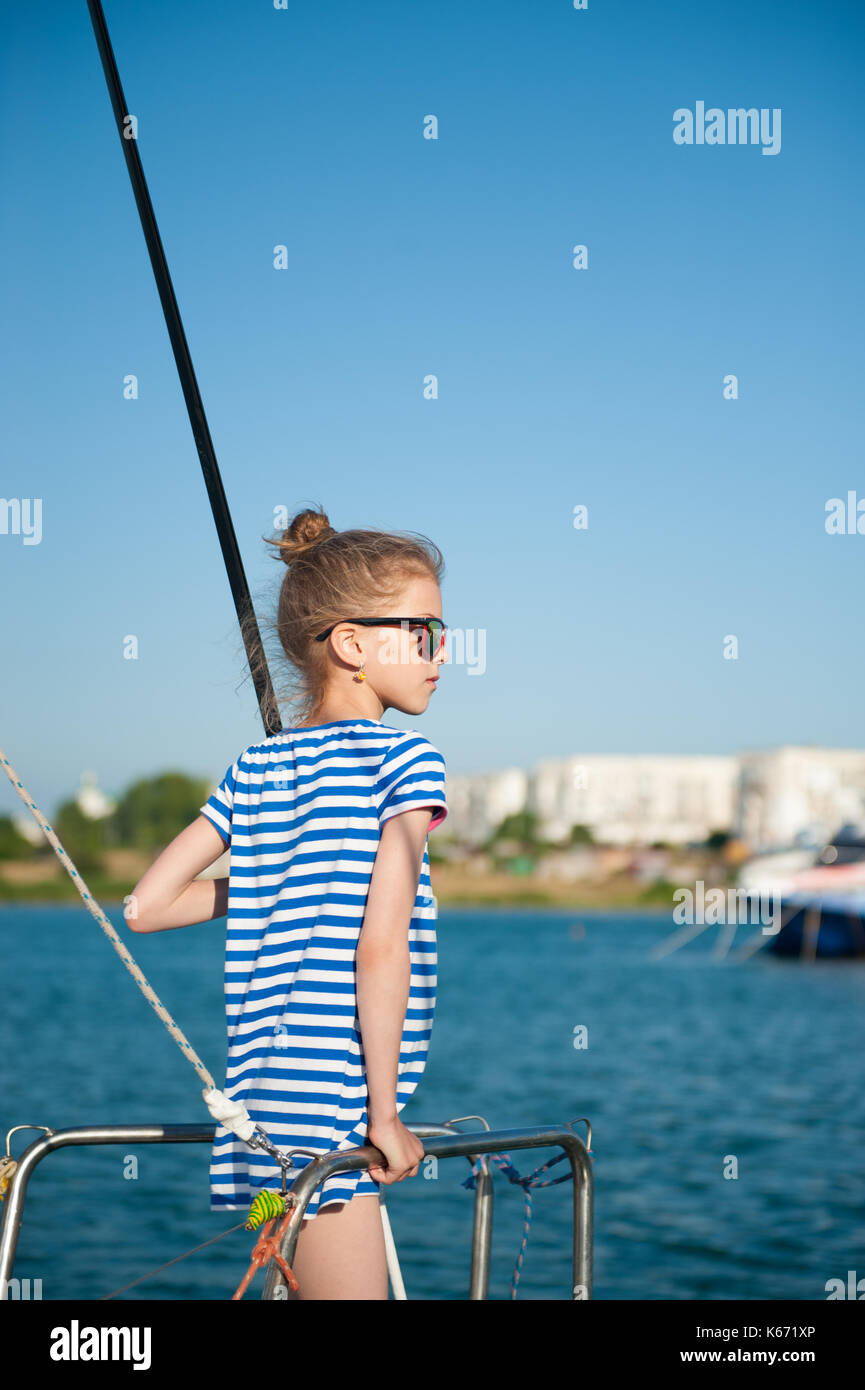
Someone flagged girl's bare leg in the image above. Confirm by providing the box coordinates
[283,1194,388,1300]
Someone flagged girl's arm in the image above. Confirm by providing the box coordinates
[356,806,433,1122]
[126,815,231,934]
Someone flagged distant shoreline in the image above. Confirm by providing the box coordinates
[0,890,674,913]
[0,861,682,912]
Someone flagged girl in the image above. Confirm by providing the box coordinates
[126,505,449,1300]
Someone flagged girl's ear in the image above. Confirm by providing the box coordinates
[332,623,364,664]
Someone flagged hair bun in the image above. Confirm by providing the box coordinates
[277,506,337,565]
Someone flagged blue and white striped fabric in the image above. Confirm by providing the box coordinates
[199,717,448,1218]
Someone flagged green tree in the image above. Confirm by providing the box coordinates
[54,800,108,874]
[112,773,211,852]
[0,816,37,861]
[488,810,541,850]
[568,823,595,845]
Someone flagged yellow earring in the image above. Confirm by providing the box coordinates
[354,664,366,683]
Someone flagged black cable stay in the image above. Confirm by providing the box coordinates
[87,0,280,737]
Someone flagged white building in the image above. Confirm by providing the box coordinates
[76,771,116,820]
[443,768,528,846]
[442,746,865,851]
[734,746,865,851]
[530,755,737,846]
[12,815,45,847]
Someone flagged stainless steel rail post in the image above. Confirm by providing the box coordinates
[0,1124,215,1296]
[261,1122,592,1300]
[0,1121,592,1300]
[260,1122,494,1301]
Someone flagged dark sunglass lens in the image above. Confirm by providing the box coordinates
[412,623,431,661]
[427,621,443,660]
[410,620,444,661]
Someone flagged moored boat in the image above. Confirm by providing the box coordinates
[739,825,865,959]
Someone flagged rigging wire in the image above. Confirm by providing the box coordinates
[100,1222,248,1301]
[86,0,280,737]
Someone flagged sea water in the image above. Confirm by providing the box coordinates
[1,904,863,1301]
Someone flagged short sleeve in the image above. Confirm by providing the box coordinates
[376,735,448,832]
[200,758,240,845]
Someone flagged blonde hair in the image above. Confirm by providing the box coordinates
[242,503,444,730]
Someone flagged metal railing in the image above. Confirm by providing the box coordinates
[0,1119,592,1300]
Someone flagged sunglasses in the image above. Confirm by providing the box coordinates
[314,617,447,662]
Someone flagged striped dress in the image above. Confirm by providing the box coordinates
[199,717,448,1218]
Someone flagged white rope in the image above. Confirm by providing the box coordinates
[379,1196,407,1299]
[0,745,256,1143]
[201,1086,257,1141]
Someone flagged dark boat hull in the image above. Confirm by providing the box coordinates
[767,899,865,958]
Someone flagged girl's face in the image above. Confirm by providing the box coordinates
[350,574,448,718]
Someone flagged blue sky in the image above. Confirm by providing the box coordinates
[1,0,864,821]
